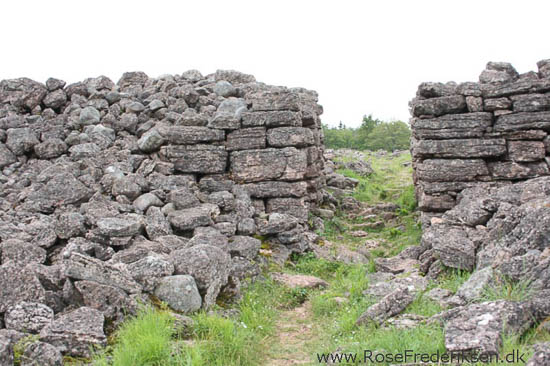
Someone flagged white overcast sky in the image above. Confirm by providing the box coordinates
[2,0,549,127]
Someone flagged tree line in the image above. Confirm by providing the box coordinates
[322,115,411,151]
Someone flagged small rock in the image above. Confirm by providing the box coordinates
[154,275,202,313]
[356,288,414,326]
[133,192,163,212]
[213,81,237,97]
[79,106,100,125]
[97,216,144,237]
[350,230,368,237]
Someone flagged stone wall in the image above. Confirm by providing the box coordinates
[0,70,325,359]
[409,59,550,222]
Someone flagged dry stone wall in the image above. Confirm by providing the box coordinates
[410,59,550,222]
[0,69,325,360]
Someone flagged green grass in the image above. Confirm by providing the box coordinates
[437,267,472,293]
[92,306,175,366]
[92,277,310,366]
[481,275,533,302]
[320,151,423,259]
[289,254,445,365]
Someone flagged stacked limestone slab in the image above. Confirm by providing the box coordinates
[0,69,325,360]
[410,59,550,221]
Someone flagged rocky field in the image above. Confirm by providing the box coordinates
[1,62,550,366]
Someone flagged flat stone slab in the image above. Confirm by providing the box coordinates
[271,272,328,289]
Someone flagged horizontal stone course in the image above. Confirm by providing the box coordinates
[412,59,550,213]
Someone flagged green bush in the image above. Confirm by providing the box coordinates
[323,115,411,151]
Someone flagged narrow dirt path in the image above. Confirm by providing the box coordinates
[266,301,316,366]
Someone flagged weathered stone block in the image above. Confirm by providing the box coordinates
[412,138,506,158]
[424,225,476,270]
[484,97,511,111]
[488,161,549,179]
[511,94,550,112]
[538,59,550,78]
[241,111,302,127]
[242,181,307,198]
[163,145,227,174]
[0,142,17,168]
[167,205,215,231]
[266,127,314,147]
[411,112,492,139]
[507,141,546,162]
[248,90,301,111]
[39,307,106,358]
[64,253,142,294]
[416,159,489,182]
[482,78,550,98]
[6,127,39,155]
[157,126,224,144]
[230,148,307,183]
[226,127,266,151]
[418,192,456,212]
[411,95,466,117]
[417,82,457,98]
[465,96,483,112]
[0,262,45,313]
[266,197,308,221]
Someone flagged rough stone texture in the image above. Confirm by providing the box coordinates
[242,110,301,127]
[39,307,106,358]
[229,236,261,259]
[171,245,231,308]
[153,275,202,313]
[226,127,266,151]
[4,302,54,334]
[64,252,142,294]
[20,341,63,366]
[0,334,14,365]
[412,60,550,214]
[527,342,550,366]
[168,205,215,231]
[0,69,326,354]
[411,95,467,117]
[266,127,314,147]
[356,288,414,326]
[127,255,175,292]
[1,238,47,265]
[230,148,307,183]
[423,225,476,270]
[412,138,506,158]
[0,262,45,313]
[438,300,533,355]
[74,281,137,324]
